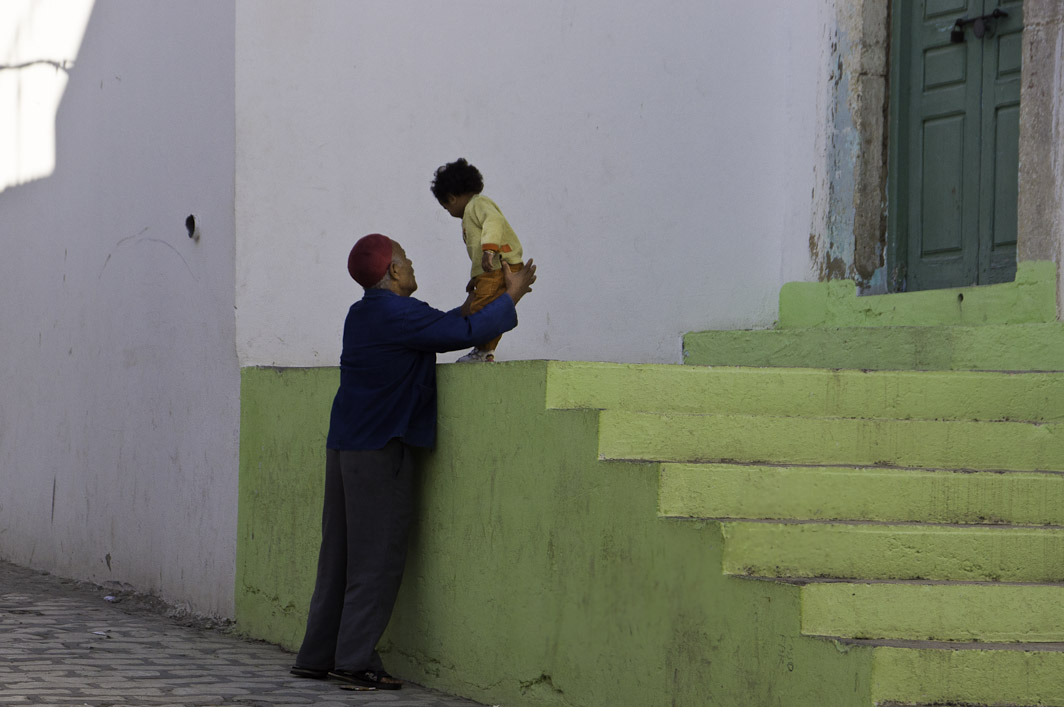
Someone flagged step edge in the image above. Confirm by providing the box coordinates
[821,636,1064,652]
[717,518,1064,530]
[663,514,1064,528]
[738,576,1064,587]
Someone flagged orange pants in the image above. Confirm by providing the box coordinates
[460,262,523,352]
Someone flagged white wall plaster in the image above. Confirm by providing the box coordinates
[235,0,830,366]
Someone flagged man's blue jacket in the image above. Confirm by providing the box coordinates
[325,288,517,450]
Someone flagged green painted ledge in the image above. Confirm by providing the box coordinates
[659,463,1064,526]
[721,521,1064,582]
[802,582,1064,643]
[236,362,873,707]
[546,362,1064,421]
[682,322,1064,370]
[779,260,1058,328]
[683,260,1064,370]
[871,644,1064,706]
[598,410,1064,470]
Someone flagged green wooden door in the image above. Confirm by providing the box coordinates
[890,0,1023,291]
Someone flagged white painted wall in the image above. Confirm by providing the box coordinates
[0,1,238,616]
[236,0,826,366]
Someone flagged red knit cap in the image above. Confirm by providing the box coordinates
[347,234,394,287]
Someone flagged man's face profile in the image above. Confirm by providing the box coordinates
[391,244,417,296]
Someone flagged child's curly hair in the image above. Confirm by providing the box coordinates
[430,158,484,202]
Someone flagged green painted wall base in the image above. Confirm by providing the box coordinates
[236,367,338,651]
[237,363,874,706]
[238,359,1064,705]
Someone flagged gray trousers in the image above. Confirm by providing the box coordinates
[295,440,416,672]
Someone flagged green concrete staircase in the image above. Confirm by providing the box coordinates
[546,361,1064,706]
[545,263,1064,705]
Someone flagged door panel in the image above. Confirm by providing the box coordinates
[904,0,982,290]
[926,0,969,19]
[991,104,1019,250]
[890,0,1022,291]
[981,0,1023,283]
[996,27,1022,75]
[920,115,966,256]
[923,44,968,89]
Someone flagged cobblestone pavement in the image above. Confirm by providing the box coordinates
[0,560,488,707]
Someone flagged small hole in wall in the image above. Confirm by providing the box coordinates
[186,215,196,238]
[957,293,964,302]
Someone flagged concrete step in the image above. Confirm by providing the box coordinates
[799,580,1064,643]
[876,704,1052,707]
[682,322,1064,371]
[682,262,1062,371]
[864,639,1064,706]
[599,411,1064,471]
[777,262,1058,329]
[546,362,1064,422]
[719,521,1064,582]
[659,463,1064,526]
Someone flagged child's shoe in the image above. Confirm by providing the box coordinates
[456,348,495,363]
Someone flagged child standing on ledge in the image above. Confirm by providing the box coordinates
[431,158,525,363]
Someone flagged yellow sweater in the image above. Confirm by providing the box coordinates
[462,194,523,278]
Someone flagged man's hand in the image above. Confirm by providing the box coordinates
[503,259,536,305]
[481,250,497,272]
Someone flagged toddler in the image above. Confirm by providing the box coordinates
[431,158,525,362]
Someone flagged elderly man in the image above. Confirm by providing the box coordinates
[290,233,536,691]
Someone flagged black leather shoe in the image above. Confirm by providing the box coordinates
[290,665,329,680]
[330,669,402,690]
